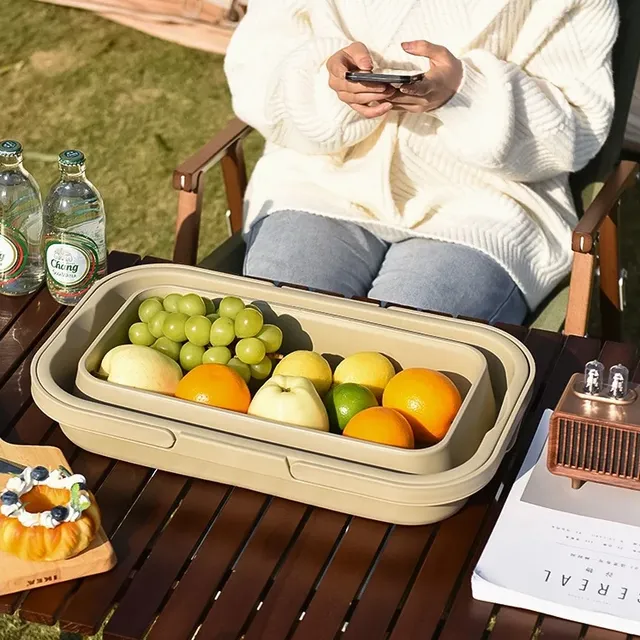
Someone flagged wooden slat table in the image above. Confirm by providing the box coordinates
[0,250,638,640]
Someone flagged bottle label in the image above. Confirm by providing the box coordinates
[45,233,99,295]
[0,226,28,285]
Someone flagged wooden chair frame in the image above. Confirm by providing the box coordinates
[172,117,638,339]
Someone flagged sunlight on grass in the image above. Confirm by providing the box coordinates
[3,0,262,266]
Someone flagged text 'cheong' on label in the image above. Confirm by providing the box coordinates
[46,243,90,286]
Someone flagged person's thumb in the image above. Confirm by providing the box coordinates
[344,42,374,70]
[401,40,446,61]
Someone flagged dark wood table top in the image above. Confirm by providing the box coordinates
[0,250,638,640]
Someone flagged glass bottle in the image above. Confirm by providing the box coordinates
[43,150,107,306]
[0,140,44,295]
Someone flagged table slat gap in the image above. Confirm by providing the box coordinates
[197,500,311,640]
[234,506,318,639]
[57,470,189,635]
[243,509,350,640]
[145,489,270,640]
[103,481,232,640]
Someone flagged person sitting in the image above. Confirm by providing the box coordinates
[223,0,618,324]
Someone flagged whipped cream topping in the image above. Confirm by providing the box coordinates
[0,466,90,529]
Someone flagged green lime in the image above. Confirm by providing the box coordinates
[324,383,378,434]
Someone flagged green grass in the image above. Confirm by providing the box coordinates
[1,1,640,637]
[2,0,263,266]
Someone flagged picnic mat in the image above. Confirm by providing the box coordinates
[36,0,246,54]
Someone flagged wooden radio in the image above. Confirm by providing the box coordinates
[548,361,640,490]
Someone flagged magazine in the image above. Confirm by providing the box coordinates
[472,410,640,635]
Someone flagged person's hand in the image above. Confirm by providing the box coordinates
[327,43,395,119]
[388,41,463,113]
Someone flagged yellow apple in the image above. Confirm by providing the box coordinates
[248,375,329,431]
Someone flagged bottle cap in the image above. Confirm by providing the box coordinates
[0,140,23,159]
[59,149,86,167]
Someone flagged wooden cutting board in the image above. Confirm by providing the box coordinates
[0,439,116,596]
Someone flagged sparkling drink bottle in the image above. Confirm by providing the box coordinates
[0,140,45,296]
[43,150,107,306]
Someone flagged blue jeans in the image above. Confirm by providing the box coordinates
[244,211,529,324]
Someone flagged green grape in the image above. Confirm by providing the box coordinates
[210,317,235,346]
[234,307,264,339]
[148,311,169,339]
[152,337,181,361]
[138,298,163,323]
[163,293,183,313]
[206,313,220,323]
[256,324,283,353]
[235,337,267,365]
[180,343,205,371]
[250,356,273,381]
[204,298,216,315]
[228,358,251,384]
[185,315,212,347]
[178,293,207,317]
[162,312,189,342]
[128,322,155,346]
[218,296,245,320]
[203,346,232,365]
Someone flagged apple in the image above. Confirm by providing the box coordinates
[99,344,183,395]
[248,375,330,431]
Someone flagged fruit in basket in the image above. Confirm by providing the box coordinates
[210,317,235,347]
[100,345,183,395]
[273,351,332,396]
[185,315,212,347]
[228,357,252,384]
[203,346,232,365]
[98,344,135,377]
[178,293,207,317]
[138,298,163,323]
[332,352,396,400]
[152,337,182,361]
[175,364,251,412]
[218,296,245,320]
[343,407,414,449]
[162,312,189,342]
[248,375,329,431]
[148,311,169,339]
[382,368,461,446]
[128,322,155,347]
[236,337,267,365]
[235,307,264,338]
[324,383,378,434]
[250,356,273,381]
[163,293,183,313]
[256,324,283,353]
[180,343,205,371]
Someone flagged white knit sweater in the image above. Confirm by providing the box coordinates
[224,0,618,308]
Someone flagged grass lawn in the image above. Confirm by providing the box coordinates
[2,1,640,638]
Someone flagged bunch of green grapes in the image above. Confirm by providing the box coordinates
[128,293,283,384]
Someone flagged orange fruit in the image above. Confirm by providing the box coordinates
[175,363,251,413]
[342,407,414,449]
[382,368,461,446]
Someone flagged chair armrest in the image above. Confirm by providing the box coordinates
[173,117,253,193]
[572,160,638,253]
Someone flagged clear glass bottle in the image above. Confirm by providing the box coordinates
[43,150,107,306]
[0,140,44,296]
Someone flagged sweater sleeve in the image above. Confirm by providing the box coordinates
[223,0,384,155]
[432,0,618,183]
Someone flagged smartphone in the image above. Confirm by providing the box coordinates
[345,70,424,85]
